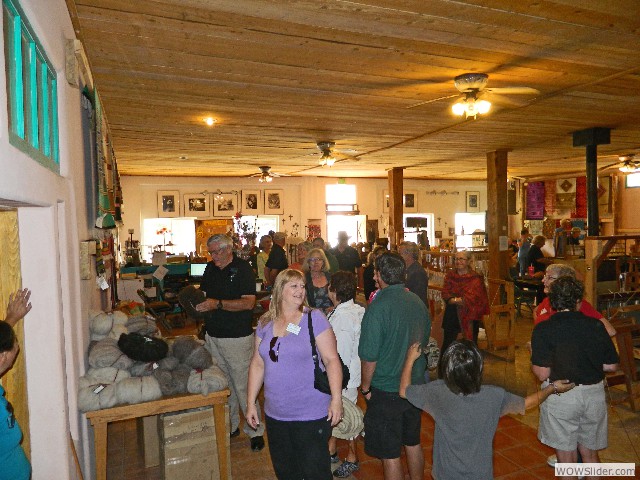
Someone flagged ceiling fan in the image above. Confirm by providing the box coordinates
[311,141,358,167]
[407,73,540,118]
[249,165,290,183]
[598,154,640,174]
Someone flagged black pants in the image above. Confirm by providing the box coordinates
[265,415,332,480]
[441,320,480,355]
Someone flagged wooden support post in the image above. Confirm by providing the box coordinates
[388,167,404,250]
[486,150,510,288]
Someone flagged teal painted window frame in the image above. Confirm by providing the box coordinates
[3,0,59,172]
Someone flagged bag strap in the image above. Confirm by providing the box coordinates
[307,310,321,369]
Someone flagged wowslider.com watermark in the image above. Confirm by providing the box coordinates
[556,463,635,477]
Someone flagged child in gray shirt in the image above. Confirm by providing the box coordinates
[399,340,574,480]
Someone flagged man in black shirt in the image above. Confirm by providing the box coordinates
[330,231,362,274]
[195,234,265,451]
[264,231,288,288]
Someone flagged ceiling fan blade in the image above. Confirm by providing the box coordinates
[487,86,540,95]
[598,161,622,171]
[406,93,459,109]
[481,91,528,107]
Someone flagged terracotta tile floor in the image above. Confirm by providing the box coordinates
[105,311,640,479]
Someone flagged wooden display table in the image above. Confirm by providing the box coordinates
[86,390,230,480]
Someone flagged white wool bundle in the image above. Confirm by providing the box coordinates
[187,364,228,396]
[116,376,162,405]
[88,338,134,370]
[126,316,158,336]
[107,323,129,341]
[90,311,129,341]
[77,367,130,412]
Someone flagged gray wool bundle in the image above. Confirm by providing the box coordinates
[88,338,134,370]
[130,361,161,377]
[158,355,180,371]
[115,376,162,405]
[153,363,191,396]
[171,335,214,369]
[125,315,158,336]
[89,310,129,341]
[177,285,206,319]
[187,364,228,396]
[77,366,130,412]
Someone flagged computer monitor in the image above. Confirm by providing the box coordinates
[190,263,207,277]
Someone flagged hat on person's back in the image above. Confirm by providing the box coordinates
[337,231,351,240]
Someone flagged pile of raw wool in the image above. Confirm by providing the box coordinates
[78,310,227,412]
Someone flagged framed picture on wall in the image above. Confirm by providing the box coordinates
[183,193,210,218]
[404,190,418,213]
[213,192,237,217]
[157,190,180,218]
[264,189,284,215]
[466,191,480,213]
[241,190,262,214]
[383,189,418,213]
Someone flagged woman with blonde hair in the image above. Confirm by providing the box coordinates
[246,269,344,480]
[302,248,333,313]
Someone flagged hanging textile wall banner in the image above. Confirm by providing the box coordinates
[556,178,576,211]
[525,181,545,220]
[542,217,556,239]
[573,176,587,218]
[597,176,612,216]
[544,180,557,217]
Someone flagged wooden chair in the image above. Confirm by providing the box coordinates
[606,321,640,411]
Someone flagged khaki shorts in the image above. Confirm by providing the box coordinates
[538,381,608,451]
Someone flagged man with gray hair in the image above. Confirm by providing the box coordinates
[398,241,428,306]
[195,234,265,451]
[264,231,288,288]
[359,252,431,480]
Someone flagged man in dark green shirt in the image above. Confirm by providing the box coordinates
[358,252,431,480]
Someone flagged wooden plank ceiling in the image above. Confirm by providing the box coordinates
[67,0,640,180]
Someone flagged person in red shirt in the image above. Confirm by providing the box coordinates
[533,264,616,336]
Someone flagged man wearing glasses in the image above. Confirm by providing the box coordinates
[195,234,265,451]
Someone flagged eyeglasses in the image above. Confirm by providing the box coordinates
[543,274,559,281]
[208,246,228,256]
[6,401,14,429]
[307,258,323,263]
[455,257,468,262]
[269,336,280,362]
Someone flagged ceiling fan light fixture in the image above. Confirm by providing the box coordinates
[619,163,640,173]
[319,151,336,167]
[452,96,491,118]
[476,99,491,114]
[452,101,466,116]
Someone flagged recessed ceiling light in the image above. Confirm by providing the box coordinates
[204,117,216,126]
[179,155,188,160]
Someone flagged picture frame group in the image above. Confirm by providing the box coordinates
[156,189,284,218]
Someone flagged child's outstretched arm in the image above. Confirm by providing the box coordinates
[524,379,574,410]
[399,342,422,398]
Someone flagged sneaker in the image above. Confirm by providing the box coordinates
[333,460,359,478]
[547,454,557,467]
[330,452,339,464]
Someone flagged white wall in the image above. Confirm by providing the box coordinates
[120,176,488,248]
[0,0,98,478]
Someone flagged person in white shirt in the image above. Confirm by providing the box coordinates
[326,271,364,478]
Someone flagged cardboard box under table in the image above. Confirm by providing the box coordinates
[161,405,231,480]
[86,390,230,480]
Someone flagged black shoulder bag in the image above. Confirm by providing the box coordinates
[308,310,350,394]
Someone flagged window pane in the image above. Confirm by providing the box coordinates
[626,173,640,188]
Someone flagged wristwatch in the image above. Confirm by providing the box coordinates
[217,299,223,310]
[360,387,371,396]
